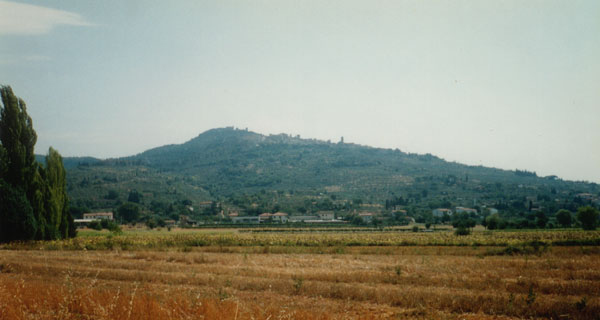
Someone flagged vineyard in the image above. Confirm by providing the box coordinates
[1,229,600,319]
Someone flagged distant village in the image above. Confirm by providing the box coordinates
[74,205,486,228]
[73,191,600,230]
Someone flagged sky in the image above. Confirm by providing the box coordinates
[1,0,599,183]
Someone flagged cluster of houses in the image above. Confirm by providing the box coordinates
[78,206,499,228]
[176,210,347,226]
[74,208,403,228]
[576,193,600,206]
[227,211,343,224]
[431,206,502,218]
[432,207,488,217]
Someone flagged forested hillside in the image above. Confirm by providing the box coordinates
[64,127,599,225]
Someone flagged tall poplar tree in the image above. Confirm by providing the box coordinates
[0,86,38,241]
[0,86,37,188]
[45,147,70,239]
[0,86,75,242]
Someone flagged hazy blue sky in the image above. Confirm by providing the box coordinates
[1,0,599,182]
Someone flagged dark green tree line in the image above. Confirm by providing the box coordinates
[0,86,75,242]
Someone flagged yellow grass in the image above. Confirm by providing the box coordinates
[1,245,599,319]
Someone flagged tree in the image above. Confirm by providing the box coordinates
[485,213,502,230]
[30,164,47,240]
[1,86,39,242]
[555,209,572,228]
[0,181,37,242]
[349,215,364,225]
[452,212,476,229]
[105,189,119,200]
[0,86,37,190]
[117,202,140,223]
[0,86,75,242]
[45,147,70,239]
[535,211,548,229]
[576,206,599,230]
[128,190,142,203]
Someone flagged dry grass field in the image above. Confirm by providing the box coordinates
[1,230,600,319]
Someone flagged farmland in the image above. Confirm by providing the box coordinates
[1,229,600,319]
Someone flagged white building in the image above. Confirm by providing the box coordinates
[258,212,288,223]
[317,211,335,220]
[82,212,113,220]
[359,212,375,223]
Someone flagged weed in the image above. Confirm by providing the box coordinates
[576,296,587,311]
[293,276,304,294]
[507,293,515,312]
[126,282,139,320]
[485,241,550,256]
[0,263,13,273]
[193,254,208,264]
[526,285,536,306]
[395,265,402,276]
[218,287,230,300]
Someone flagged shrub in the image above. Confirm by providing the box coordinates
[485,213,502,230]
[106,221,122,234]
[485,241,549,256]
[146,218,157,229]
[88,220,102,231]
[454,226,470,236]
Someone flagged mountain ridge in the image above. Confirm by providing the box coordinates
[95,127,568,182]
[63,127,598,221]
[56,127,584,184]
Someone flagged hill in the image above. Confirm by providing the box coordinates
[64,127,599,224]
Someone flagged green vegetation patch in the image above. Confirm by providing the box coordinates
[2,229,600,251]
